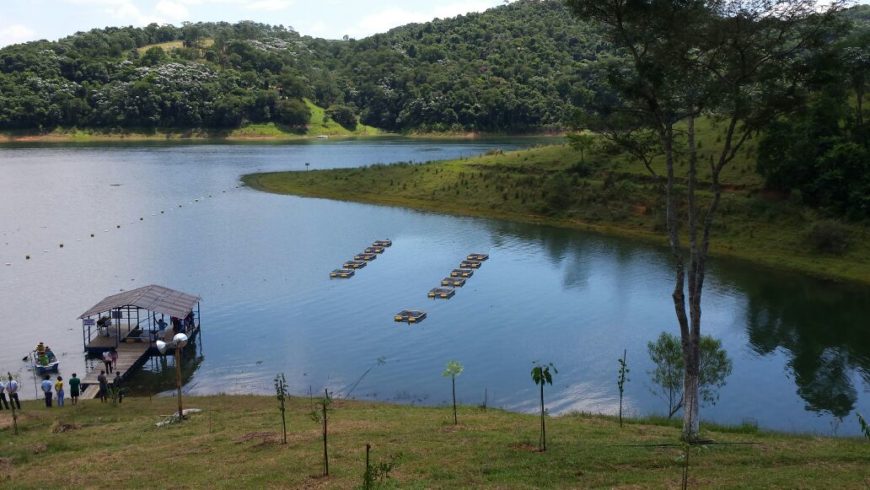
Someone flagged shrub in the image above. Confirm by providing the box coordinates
[806,220,850,255]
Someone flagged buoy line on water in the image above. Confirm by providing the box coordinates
[1,183,244,268]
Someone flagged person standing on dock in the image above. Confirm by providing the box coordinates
[113,372,124,404]
[41,375,53,407]
[110,349,118,372]
[0,379,9,410]
[69,373,80,405]
[6,377,20,409]
[97,371,108,403]
[102,350,113,374]
[55,376,65,407]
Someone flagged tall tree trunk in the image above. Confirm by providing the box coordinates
[682,113,702,441]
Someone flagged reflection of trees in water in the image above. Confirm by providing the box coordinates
[485,218,870,418]
[712,262,870,418]
[485,220,669,290]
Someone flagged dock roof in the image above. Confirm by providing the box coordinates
[79,284,201,320]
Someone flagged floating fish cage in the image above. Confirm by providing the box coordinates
[467,253,489,261]
[459,260,483,269]
[354,253,378,261]
[428,287,456,299]
[441,277,466,287]
[365,246,386,254]
[330,269,355,279]
[450,268,474,278]
[394,310,426,323]
[343,260,367,269]
[373,239,392,247]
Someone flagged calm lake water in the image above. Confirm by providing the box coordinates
[1,139,868,436]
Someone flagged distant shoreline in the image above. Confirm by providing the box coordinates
[0,128,564,144]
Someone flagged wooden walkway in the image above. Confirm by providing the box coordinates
[80,343,149,399]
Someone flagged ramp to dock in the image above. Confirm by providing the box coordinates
[80,342,150,399]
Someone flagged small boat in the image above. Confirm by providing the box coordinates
[428,287,456,299]
[373,239,392,247]
[459,260,482,269]
[30,349,59,374]
[343,260,367,269]
[450,268,474,278]
[330,269,355,278]
[365,246,385,254]
[394,310,427,323]
[354,253,377,261]
[467,253,489,261]
[317,135,329,139]
[441,277,466,287]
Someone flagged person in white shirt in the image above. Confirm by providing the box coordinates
[0,379,8,410]
[6,378,21,409]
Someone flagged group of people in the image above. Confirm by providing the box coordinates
[0,377,21,410]
[34,341,57,367]
[38,368,124,407]
[95,370,123,403]
[39,374,79,407]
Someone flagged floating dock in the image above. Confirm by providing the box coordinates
[330,269,355,278]
[343,260,367,269]
[373,239,392,247]
[77,285,202,399]
[354,253,377,261]
[459,260,482,269]
[365,246,385,254]
[428,287,456,299]
[394,310,426,323]
[450,268,474,278]
[441,277,466,287]
[467,253,489,261]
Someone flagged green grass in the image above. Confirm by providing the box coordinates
[302,99,381,137]
[243,139,870,285]
[1,396,867,488]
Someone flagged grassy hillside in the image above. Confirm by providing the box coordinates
[243,137,870,285]
[1,395,867,488]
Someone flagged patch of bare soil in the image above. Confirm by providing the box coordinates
[51,422,82,433]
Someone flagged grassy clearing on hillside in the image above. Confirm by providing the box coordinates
[135,39,215,54]
[1,396,867,488]
[243,139,870,285]
[303,100,381,137]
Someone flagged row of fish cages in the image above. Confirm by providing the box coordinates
[330,239,392,279]
[395,252,489,325]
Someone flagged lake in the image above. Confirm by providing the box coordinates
[1,138,868,436]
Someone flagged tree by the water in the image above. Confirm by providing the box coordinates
[565,0,843,440]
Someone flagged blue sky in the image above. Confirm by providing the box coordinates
[0,0,509,47]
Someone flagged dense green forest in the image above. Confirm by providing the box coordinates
[0,0,604,133]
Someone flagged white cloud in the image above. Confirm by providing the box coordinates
[347,1,499,38]
[156,0,190,21]
[0,24,37,47]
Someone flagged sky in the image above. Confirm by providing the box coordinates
[0,0,510,47]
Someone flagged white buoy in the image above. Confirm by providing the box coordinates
[4,262,11,266]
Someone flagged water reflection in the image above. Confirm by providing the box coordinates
[711,262,870,418]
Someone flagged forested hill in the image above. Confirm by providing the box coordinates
[0,1,867,134]
[0,0,601,133]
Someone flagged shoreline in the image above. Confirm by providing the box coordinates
[0,128,562,144]
[241,147,870,287]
